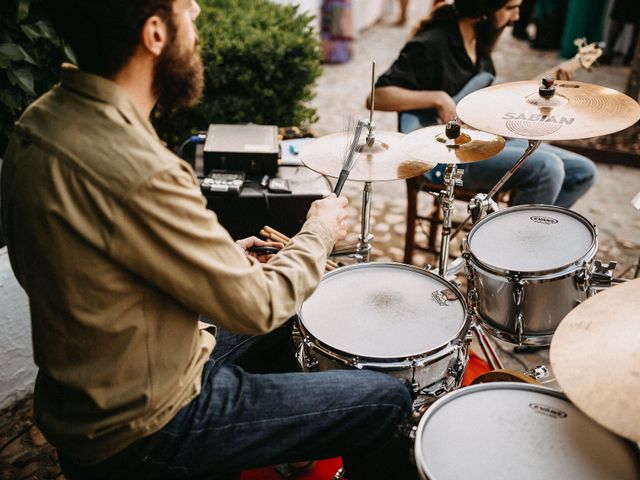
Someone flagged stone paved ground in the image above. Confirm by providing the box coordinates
[2,2,639,477]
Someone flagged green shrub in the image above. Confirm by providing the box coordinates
[153,0,322,149]
[0,0,74,156]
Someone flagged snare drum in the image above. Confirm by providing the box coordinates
[297,263,470,400]
[414,383,640,480]
[465,205,598,345]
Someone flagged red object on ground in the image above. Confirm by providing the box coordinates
[241,350,490,479]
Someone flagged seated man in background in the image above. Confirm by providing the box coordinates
[0,1,418,478]
[369,0,597,208]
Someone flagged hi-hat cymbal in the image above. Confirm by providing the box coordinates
[301,131,434,181]
[457,80,640,140]
[550,278,640,443]
[400,125,506,164]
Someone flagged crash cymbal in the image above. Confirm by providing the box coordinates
[301,131,434,181]
[550,278,640,443]
[457,80,640,140]
[400,124,506,164]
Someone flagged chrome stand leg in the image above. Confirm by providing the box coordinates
[438,164,463,277]
[472,322,504,370]
[355,181,373,263]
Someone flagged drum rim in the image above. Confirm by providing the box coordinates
[298,262,470,361]
[466,204,598,277]
[414,382,640,479]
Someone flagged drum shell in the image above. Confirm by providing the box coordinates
[296,263,471,399]
[297,329,468,398]
[470,263,589,341]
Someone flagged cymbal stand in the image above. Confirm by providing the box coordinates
[330,62,377,263]
[331,180,374,263]
[437,164,463,277]
[451,139,542,239]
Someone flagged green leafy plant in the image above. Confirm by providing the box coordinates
[0,0,74,156]
[153,0,322,149]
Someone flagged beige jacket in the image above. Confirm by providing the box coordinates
[1,65,334,464]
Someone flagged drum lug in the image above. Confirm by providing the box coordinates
[524,365,550,382]
[577,260,592,293]
[301,337,319,371]
[515,312,524,345]
[510,275,525,306]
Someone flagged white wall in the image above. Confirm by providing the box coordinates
[0,246,36,409]
[269,0,386,35]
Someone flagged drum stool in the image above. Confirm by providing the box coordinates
[403,176,516,264]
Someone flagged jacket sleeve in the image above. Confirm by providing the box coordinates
[109,163,335,334]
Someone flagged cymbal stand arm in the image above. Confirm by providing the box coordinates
[451,139,542,238]
[365,61,376,147]
[438,164,463,277]
[485,139,541,200]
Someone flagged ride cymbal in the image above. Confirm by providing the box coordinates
[301,131,434,181]
[457,80,640,140]
[550,278,640,443]
[400,124,506,164]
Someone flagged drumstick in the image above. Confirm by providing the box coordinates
[261,226,339,271]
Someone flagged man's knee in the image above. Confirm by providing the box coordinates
[349,370,413,415]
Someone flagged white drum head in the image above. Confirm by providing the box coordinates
[468,206,595,273]
[415,383,640,480]
[299,263,466,358]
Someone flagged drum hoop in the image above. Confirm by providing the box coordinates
[466,204,598,277]
[298,262,470,362]
[414,382,640,478]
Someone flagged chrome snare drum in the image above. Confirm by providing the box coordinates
[297,263,470,400]
[465,205,597,345]
[414,383,640,480]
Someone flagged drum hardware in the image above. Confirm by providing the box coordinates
[523,364,550,382]
[400,121,506,276]
[463,247,504,370]
[451,139,543,239]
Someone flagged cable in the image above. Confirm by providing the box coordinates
[176,132,207,167]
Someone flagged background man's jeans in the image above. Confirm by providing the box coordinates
[462,138,598,208]
[60,321,417,479]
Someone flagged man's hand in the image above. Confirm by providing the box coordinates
[235,236,284,263]
[435,91,457,123]
[307,194,349,241]
[555,68,574,81]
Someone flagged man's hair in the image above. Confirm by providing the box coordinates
[46,0,175,77]
[413,0,509,36]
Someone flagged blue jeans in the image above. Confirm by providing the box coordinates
[460,139,598,208]
[59,321,416,480]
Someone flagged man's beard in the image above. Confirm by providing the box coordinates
[475,14,509,57]
[153,35,205,110]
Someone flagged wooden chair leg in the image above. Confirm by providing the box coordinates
[403,178,418,264]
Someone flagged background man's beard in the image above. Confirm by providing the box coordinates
[475,15,504,57]
[153,43,205,111]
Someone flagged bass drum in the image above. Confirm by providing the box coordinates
[414,383,640,480]
[297,263,470,402]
